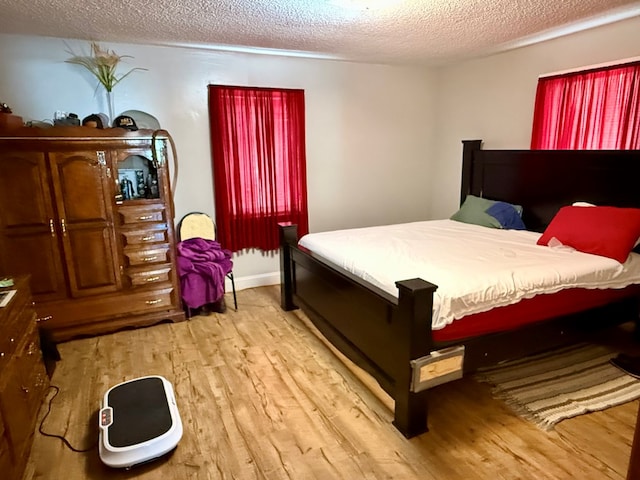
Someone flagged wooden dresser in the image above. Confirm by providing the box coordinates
[0,127,185,342]
[0,275,49,479]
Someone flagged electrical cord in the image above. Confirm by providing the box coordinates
[38,385,98,452]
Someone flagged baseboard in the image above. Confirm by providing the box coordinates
[227,272,280,292]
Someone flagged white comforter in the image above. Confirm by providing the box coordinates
[298,220,640,330]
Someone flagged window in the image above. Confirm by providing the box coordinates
[531,62,640,149]
[208,85,309,252]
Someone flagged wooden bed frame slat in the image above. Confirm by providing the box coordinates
[280,140,640,438]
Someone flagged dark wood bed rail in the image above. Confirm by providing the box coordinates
[279,140,640,438]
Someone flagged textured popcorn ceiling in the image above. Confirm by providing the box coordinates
[0,0,639,65]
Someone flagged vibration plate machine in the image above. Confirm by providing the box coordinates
[99,376,183,469]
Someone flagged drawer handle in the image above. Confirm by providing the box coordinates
[145,276,160,282]
[37,315,53,322]
[146,299,163,305]
[27,341,37,355]
[9,337,14,343]
[142,235,156,241]
[143,256,158,262]
[138,215,153,220]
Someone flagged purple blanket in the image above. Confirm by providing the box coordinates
[176,238,233,309]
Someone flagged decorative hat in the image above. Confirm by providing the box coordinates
[113,115,138,131]
[82,113,105,129]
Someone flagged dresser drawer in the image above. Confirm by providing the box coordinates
[0,365,37,472]
[126,267,172,287]
[118,206,166,225]
[121,227,168,246]
[34,286,179,330]
[125,287,177,313]
[15,321,49,416]
[124,245,171,266]
[0,338,18,372]
[0,331,19,367]
[0,301,34,368]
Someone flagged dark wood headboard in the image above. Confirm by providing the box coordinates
[461,140,640,232]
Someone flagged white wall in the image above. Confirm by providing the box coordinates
[0,35,436,288]
[429,16,640,221]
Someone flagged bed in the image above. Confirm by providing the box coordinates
[279,140,640,438]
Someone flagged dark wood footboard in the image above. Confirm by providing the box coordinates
[280,223,438,437]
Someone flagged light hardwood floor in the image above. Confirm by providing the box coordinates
[24,286,639,480]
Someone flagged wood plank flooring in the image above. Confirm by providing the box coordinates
[24,286,639,480]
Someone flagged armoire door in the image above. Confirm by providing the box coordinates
[48,150,122,297]
[0,150,67,301]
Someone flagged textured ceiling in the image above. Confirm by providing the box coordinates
[0,0,639,65]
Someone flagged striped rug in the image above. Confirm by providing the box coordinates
[474,343,640,430]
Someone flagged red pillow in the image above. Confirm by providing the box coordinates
[537,206,640,263]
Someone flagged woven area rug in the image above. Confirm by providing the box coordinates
[474,343,640,430]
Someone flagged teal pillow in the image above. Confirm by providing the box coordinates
[450,195,523,229]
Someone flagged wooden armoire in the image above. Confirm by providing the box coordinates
[0,126,185,342]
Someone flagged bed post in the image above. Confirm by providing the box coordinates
[279,223,298,311]
[461,139,482,204]
[392,278,438,438]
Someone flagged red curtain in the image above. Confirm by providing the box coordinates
[208,85,309,252]
[531,62,640,149]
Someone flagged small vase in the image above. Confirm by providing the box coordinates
[105,90,116,126]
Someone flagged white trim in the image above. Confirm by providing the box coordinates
[145,40,344,61]
[539,55,640,78]
[226,272,280,292]
[486,4,640,68]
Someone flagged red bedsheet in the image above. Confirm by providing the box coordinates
[433,285,640,342]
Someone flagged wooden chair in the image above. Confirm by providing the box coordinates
[177,212,237,310]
